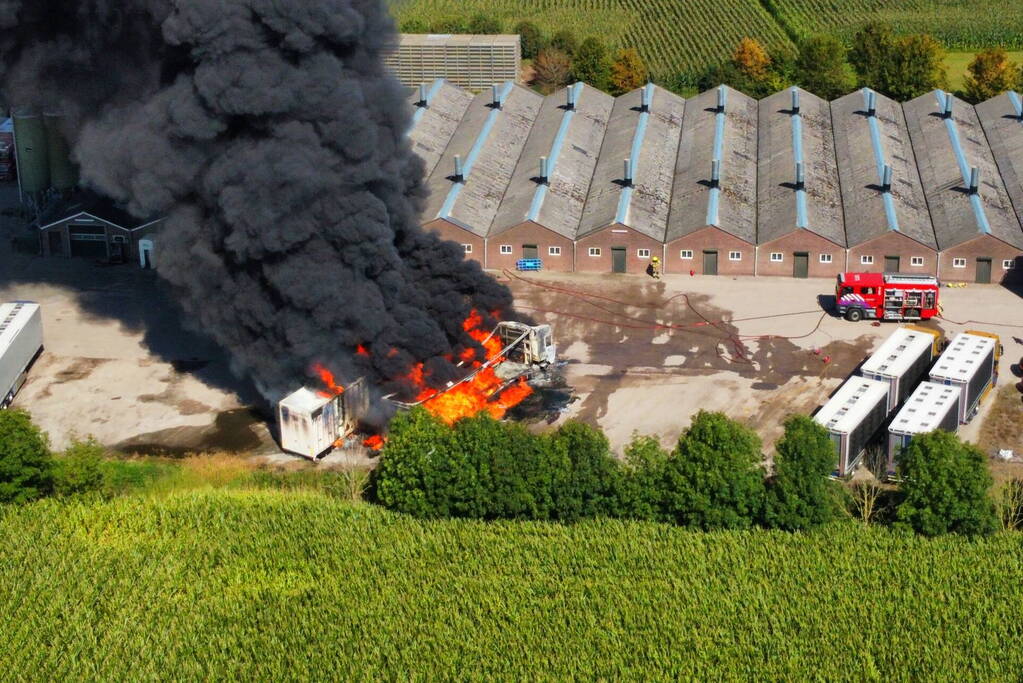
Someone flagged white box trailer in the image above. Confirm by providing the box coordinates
[277,378,369,459]
[814,377,891,476]
[859,326,940,412]
[887,381,961,473]
[1,302,43,408]
[928,332,997,424]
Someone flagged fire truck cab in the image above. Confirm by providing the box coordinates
[835,272,940,322]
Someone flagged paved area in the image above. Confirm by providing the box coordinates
[3,227,1022,461]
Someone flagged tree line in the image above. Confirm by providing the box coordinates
[374,407,1018,537]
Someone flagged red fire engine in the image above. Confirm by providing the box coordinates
[835,272,940,322]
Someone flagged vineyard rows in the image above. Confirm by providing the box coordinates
[389,0,1023,79]
[2,490,1023,677]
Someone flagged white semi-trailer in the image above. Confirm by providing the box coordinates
[1,302,43,408]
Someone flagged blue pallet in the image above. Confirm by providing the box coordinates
[516,258,543,271]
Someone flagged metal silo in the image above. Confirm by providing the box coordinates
[44,112,77,191]
[12,110,50,194]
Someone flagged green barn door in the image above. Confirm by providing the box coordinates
[793,252,809,278]
[976,258,992,284]
[611,247,626,273]
[703,250,718,275]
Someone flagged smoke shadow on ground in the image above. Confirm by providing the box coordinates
[0,243,264,410]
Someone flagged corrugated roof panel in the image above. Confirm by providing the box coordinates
[814,377,890,435]
[976,91,1023,234]
[889,381,961,434]
[406,79,473,178]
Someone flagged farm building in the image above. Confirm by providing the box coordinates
[756,88,845,278]
[406,79,474,178]
[887,381,961,473]
[420,82,543,266]
[38,202,162,264]
[666,85,757,276]
[384,34,521,91]
[831,89,938,274]
[488,83,614,272]
[975,90,1023,273]
[903,91,1023,283]
[814,377,891,477]
[576,84,685,274]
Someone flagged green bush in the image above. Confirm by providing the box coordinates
[468,14,502,34]
[0,410,52,504]
[514,20,545,60]
[550,29,578,58]
[616,434,670,521]
[53,438,105,497]
[764,416,844,530]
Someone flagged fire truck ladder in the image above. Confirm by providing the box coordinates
[384,327,531,409]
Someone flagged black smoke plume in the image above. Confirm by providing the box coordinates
[0,0,516,401]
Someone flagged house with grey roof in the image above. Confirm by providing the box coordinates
[756,87,845,278]
[831,88,937,274]
[486,83,614,272]
[420,82,543,265]
[406,79,474,178]
[666,85,758,276]
[904,90,1023,283]
[976,90,1023,275]
[575,83,685,273]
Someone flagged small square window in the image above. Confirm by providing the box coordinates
[820,253,832,264]
[462,244,472,254]
[770,252,783,262]
[638,249,651,259]
[500,244,512,254]
[1003,259,1015,270]
[548,246,561,256]
[588,247,601,257]
[680,250,693,259]
[910,256,924,267]
[728,251,741,261]
[953,258,966,268]
[860,255,874,265]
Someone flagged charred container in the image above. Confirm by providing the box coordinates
[277,378,368,459]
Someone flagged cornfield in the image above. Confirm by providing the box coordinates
[387,0,1023,81]
[2,490,1023,678]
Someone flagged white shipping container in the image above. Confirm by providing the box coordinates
[887,382,961,472]
[277,378,368,458]
[928,332,996,423]
[814,377,890,476]
[0,302,43,408]
[859,327,938,412]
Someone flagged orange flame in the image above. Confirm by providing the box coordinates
[356,344,370,357]
[363,434,386,450]
[313,363,345,398]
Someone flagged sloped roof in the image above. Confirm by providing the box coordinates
[406,79,474,178]
[831,89,936,249]
[578,84,685,241]
[757,87,845,246]
[903,90,1023,250]
[667,85,757,244]
[490,83,614,239]
[975,91,1023,234]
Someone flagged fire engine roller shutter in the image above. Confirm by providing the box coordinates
[793,252,809,279]
[703,250,718,275]
[611,247,626,273]
[976,258,992,284]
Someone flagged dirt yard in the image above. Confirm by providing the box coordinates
[3,241,1023,460]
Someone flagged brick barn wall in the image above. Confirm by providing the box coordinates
[422,218,486,268]
[847,232,938,275]
[938,235,1023,283]
[756,230,845,278]
[487,221,575,273]
[665,226,755,276]
[575,224,663,274]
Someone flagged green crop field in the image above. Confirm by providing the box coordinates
[388,0,1023,81]
[2,489,1023,678]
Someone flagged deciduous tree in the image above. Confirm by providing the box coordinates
[514,21,544,60]
[964,48,1019,103]
[795,35,854,99]
[610,48,648,96]
[732,37,771,83]
[764,416,842,530]
[551,29,578,58]
[533,48,572,94]
[0,409,52,504]
[468,14,502,35]
[573,37,612,91]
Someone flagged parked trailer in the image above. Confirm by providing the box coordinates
[859,326,941,412]
[886,382,961,473]
[1,302,43,409]
[928,331,998,424]
[277,378,369,459]
[814,377,891,476]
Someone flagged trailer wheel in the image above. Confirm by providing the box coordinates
[845,308,863,322]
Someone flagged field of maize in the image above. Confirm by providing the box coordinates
[2,489,1023,678]
[387,0,1023,80]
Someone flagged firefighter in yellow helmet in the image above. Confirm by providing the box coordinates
[650,255,662,279]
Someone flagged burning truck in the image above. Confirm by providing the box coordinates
[277,318,556,459]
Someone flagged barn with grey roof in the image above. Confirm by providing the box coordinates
[976,90,1023,273]
[757,87,845,278]
[666,85,758,276]
[406,79,473,178]
[903,90,1023,283]
[576,84,685,274]
[831,88,937,274]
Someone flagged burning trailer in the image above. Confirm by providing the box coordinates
[277,321,556,459]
